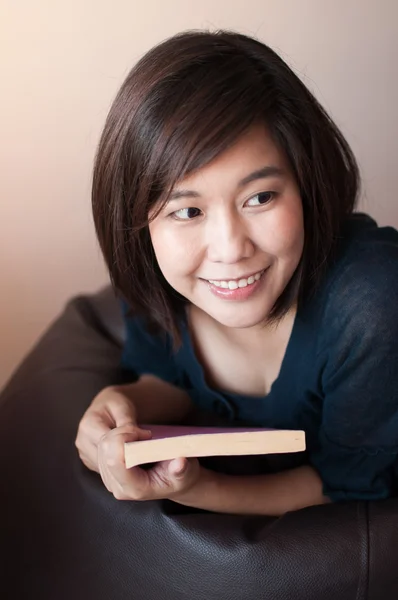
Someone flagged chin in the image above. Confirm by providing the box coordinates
[210,307,270,330]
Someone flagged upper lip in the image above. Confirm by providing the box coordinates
[201,268,266,282]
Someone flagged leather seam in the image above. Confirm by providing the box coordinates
[356,501,370,600]
[364,501,370,600]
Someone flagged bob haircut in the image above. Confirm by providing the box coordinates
[92,30,360,344]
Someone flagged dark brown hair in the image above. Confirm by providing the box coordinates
[92,29,359,342]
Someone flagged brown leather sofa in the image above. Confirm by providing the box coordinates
[1,287,397,599]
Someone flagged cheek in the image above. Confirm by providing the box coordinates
[149,223,201,277]
[264,198,304,258]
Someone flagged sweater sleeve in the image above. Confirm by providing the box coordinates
[311,239,398,501]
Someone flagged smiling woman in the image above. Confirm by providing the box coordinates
[92,29,358,341]
[75,29,398,516]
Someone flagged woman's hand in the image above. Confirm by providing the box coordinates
[75,385,152,473]
[97,425,202,501]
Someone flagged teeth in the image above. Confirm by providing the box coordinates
[208,270,264,289]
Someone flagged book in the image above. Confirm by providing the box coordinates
[124,424,305,468]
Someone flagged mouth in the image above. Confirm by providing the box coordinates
[200,268,269,302]
[202,269,266,290]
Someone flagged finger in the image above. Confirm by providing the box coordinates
[75,417,109,462]
[146,458,189,493]
[79,422,150,477]
[107,423,152,441]
[85,413,113,438]
[100,428,151,469]
[149,457,200,496]
[98,431,150,498]
[106,394,138,428]
[75,434,100,470]
[80,453,99,473]
[168,457,188,477]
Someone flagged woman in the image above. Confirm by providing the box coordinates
[75,30,398,515]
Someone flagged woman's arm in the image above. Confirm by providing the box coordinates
[173,464,331,516]
[96,430,331,515]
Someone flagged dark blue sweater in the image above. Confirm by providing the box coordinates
[121,213,398,502]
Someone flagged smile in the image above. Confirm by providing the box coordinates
[206,269,265,290]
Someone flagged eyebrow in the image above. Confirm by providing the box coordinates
[168,165,285,202]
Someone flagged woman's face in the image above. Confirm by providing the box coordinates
[149,124,304,330]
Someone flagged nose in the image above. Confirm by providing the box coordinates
[206,209,254,264]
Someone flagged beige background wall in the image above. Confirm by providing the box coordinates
[1,0,397,390]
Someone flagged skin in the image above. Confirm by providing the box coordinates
[149,123,304,332]
[77,124,330,514]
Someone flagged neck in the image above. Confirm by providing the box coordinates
[191,304,297,353]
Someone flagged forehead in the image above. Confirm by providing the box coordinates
[176,124,287,190]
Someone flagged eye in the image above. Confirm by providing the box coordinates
[245,191,275,207]
[171,207,202,221]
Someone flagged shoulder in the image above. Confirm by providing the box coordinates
[319,214,398,335]
[310,216,398,451]
[120,301,182,382]
[121,301,172,348]
[332,213,398,292]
